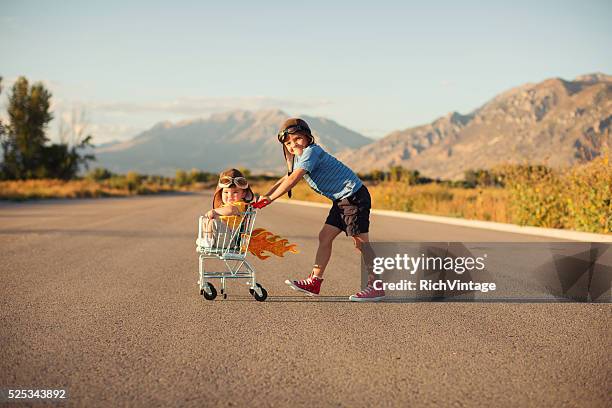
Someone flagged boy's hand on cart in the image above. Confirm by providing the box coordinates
[254,196,272,209]
[205,209,218,219]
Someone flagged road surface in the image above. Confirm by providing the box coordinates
[1,192,610,407]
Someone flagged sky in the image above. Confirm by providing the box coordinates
[1,0,611,144]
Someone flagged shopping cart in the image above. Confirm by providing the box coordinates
[196,202,268,301]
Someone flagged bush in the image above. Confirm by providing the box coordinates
[175,170,190,186]
[561,155,611,232]
[188,169,214,183]
[463,169,504,188]
[125,171,141,192]
[501,155,611,233]
[86,167,114,181]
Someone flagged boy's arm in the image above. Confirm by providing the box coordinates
[265,169,306,202]
[263,175,287,196]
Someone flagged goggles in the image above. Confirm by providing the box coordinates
[218,176,249,189]
[277,125,311,143]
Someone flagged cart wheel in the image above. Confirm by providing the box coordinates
[251,283,268,302]
[223,293,227,299]
[201,282,217,300]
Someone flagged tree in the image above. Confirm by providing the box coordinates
[238,167,252,178]
[464,168,502,188]
[405,169,420,185]
[125,171,141,192]
[175,169,189,186]
[390,165,403,182]
[0,77,5,179]
[0,77,3,133]
[1,77,53,179]
[370,169,384,182]
[52,106,95,179]
[86,167,114,181]
[0,76,95,180]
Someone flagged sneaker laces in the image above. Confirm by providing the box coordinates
[358,286,375,296]
[296,272,316,286]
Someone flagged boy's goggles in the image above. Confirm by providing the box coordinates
[277,125,310,142]
[218,176,249,189]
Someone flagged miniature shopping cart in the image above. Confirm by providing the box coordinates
[196,203,268,301]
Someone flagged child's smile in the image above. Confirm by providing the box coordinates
[284,134,309,156]
[222,187,246,204]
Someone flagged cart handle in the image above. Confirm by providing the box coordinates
[251,200,269,209]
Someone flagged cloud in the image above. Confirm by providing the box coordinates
[358,128,392,139]
[1,84,334,144]
[1,77,64,112]
[47,122,143,145]
[87,96,333,116]
[1,76,62,91]
[87,123,144,144]
[47,96,333,143]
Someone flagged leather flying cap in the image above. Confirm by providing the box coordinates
[278,118,312,142]
[212,168,254,209]
[277,118,314,199]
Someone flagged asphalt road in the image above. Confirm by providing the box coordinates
[0,192,610,407]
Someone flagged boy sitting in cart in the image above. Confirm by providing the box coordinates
[198,168,254,249]
[196,168,298,301]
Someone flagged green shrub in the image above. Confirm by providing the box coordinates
[86,167,114,181]
[502,156,611,233]
[175,170,189,187]
[125,171,141,192]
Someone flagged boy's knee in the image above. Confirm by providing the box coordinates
[318,230,335,245]
[352,235,369,251]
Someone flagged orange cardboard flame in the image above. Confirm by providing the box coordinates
[247,228,299,260]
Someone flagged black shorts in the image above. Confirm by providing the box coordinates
[325,185,371,236]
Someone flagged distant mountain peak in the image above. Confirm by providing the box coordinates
[152,120,175,130]
[574,72,612,83]
[208,108,289,124]
[94,73,610,178]
[338,72,612,179]
[252,109,289,123]
[209,110,251,122]
[442,111,473,126]
[94,109,371,175]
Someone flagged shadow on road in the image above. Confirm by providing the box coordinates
[204,295,350,303]
[0,228,191,239]
[203,296,586,304]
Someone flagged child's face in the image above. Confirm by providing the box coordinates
[222,187,246,204]
[283,133,310,156]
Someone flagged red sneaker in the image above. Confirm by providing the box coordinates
[349,286,385,302]
[285,274,323,296]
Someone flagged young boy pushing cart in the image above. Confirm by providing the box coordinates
[257,118,385,302]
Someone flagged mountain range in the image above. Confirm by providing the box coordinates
[338,73,611,179]
[95,110,372,175]
[95,73,611,179]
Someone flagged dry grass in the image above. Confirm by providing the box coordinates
[252,155,611,234]
[369,182,512,222]
[0,179,178,200]
[253,180,511,222]
[4,157,609,234]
